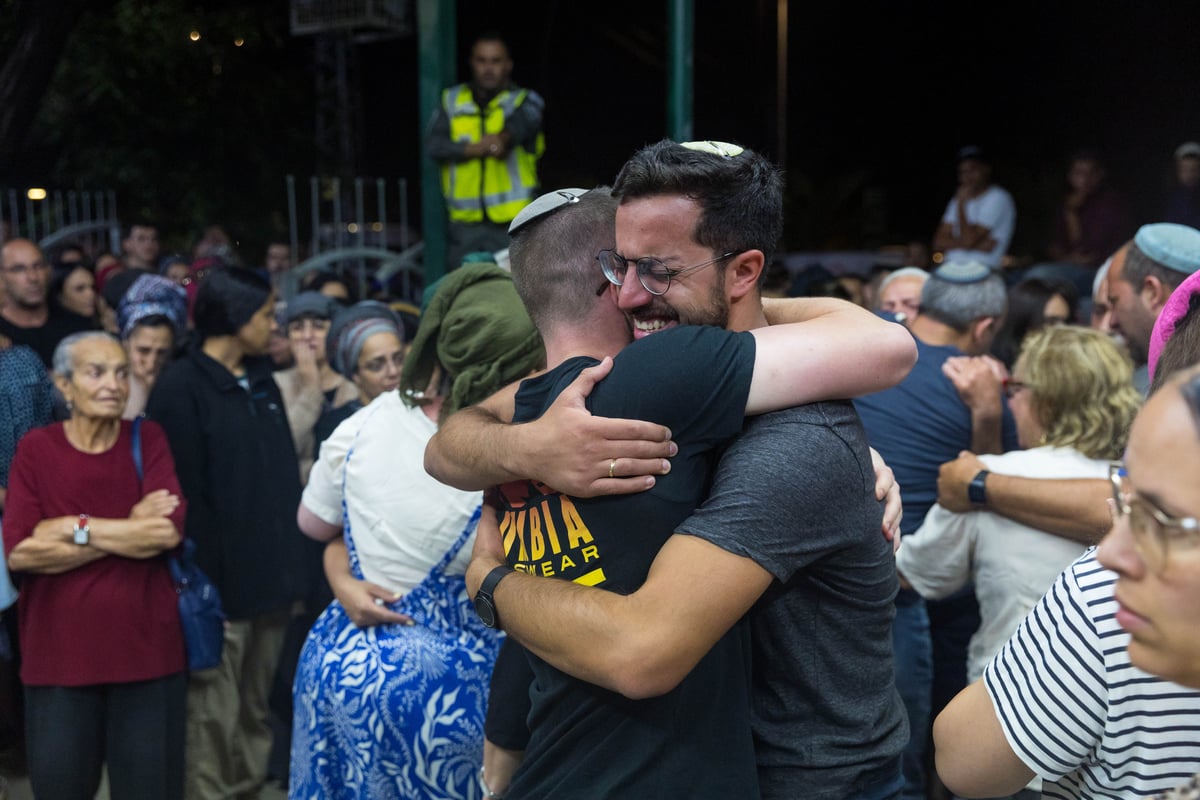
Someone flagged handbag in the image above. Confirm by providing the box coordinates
[132,417,226,672]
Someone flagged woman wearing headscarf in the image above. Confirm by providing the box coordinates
[290,263,544,800]
[3,331,186,799]
[116,273,188,419]
[311,300,408,446]
[146,267,304,800]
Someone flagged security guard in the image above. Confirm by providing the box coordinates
[426,34,545,273]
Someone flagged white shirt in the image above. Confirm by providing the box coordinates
[941,184,1016,267]
[897,446,1103,682]
[301,391,481,594]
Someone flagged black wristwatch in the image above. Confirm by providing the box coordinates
[474,565,514,629]
[968,469,990,507]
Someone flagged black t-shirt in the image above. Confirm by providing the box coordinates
[0,308,95,368]
[494,326,760,799]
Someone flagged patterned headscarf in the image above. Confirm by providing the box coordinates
[326,301,405,380]
[117,273,188,340]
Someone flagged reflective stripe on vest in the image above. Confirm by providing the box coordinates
[441,84,542,224]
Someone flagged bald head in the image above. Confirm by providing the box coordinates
[0,238,50,311]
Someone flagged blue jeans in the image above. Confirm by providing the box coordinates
[893,589,932,800]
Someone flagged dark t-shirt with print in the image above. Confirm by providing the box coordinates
[498,325,759,800]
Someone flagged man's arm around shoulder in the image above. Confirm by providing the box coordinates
[753,297,917,411]
[425,360,674,495]
[467,510,771,700]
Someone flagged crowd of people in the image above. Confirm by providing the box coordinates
[1,34,1200,800]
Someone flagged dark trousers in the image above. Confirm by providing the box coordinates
[25,672,186,800]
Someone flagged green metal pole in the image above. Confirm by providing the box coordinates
[666,0,694,142]
[417,0,456,287]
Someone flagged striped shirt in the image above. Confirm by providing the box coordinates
[984,549,1200,799]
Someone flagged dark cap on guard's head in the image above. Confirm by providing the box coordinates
[956,145,990,164]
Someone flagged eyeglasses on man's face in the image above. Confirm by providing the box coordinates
[1109,461,1200,573]
[596,249,741,297]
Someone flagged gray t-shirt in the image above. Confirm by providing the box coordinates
[678,400,908,800]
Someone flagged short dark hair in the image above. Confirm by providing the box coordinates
[1123,240,1193,296]
[613,139,784,267]
[472,31,509,52]
[1069,147,1106,168]
[305,270,357,303]
[193,267,271,339]
[509,187,618,334]
[122,221,156,240]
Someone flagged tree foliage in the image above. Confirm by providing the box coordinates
[2,0,317,259]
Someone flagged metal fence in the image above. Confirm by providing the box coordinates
[285,175,424,304]
[2,188,121,257]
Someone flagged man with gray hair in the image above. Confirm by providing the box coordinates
[855,260,1018,800]
[876,266,930,326]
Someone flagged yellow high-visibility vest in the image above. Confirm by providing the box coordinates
[441,84,544,224]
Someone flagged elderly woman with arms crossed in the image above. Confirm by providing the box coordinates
[3,331,187,800]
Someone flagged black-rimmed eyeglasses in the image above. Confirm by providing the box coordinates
[596,249,742,296]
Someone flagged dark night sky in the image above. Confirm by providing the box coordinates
[356,1,1200,257]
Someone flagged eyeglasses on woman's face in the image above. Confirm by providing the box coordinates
[1109,461,1200,573]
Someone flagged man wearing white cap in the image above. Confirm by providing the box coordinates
[1107,223,1200,378]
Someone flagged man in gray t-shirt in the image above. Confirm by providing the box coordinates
[679,401,907,797]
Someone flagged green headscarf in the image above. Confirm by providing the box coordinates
[400,262,544,423]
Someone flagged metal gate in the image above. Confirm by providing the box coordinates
[284,174,423,305]
[2,188,121,257]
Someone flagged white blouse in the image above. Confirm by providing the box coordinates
[301,391,481,594]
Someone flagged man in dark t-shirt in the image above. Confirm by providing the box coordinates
[430,142,915,800]
[0,239,93,367]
